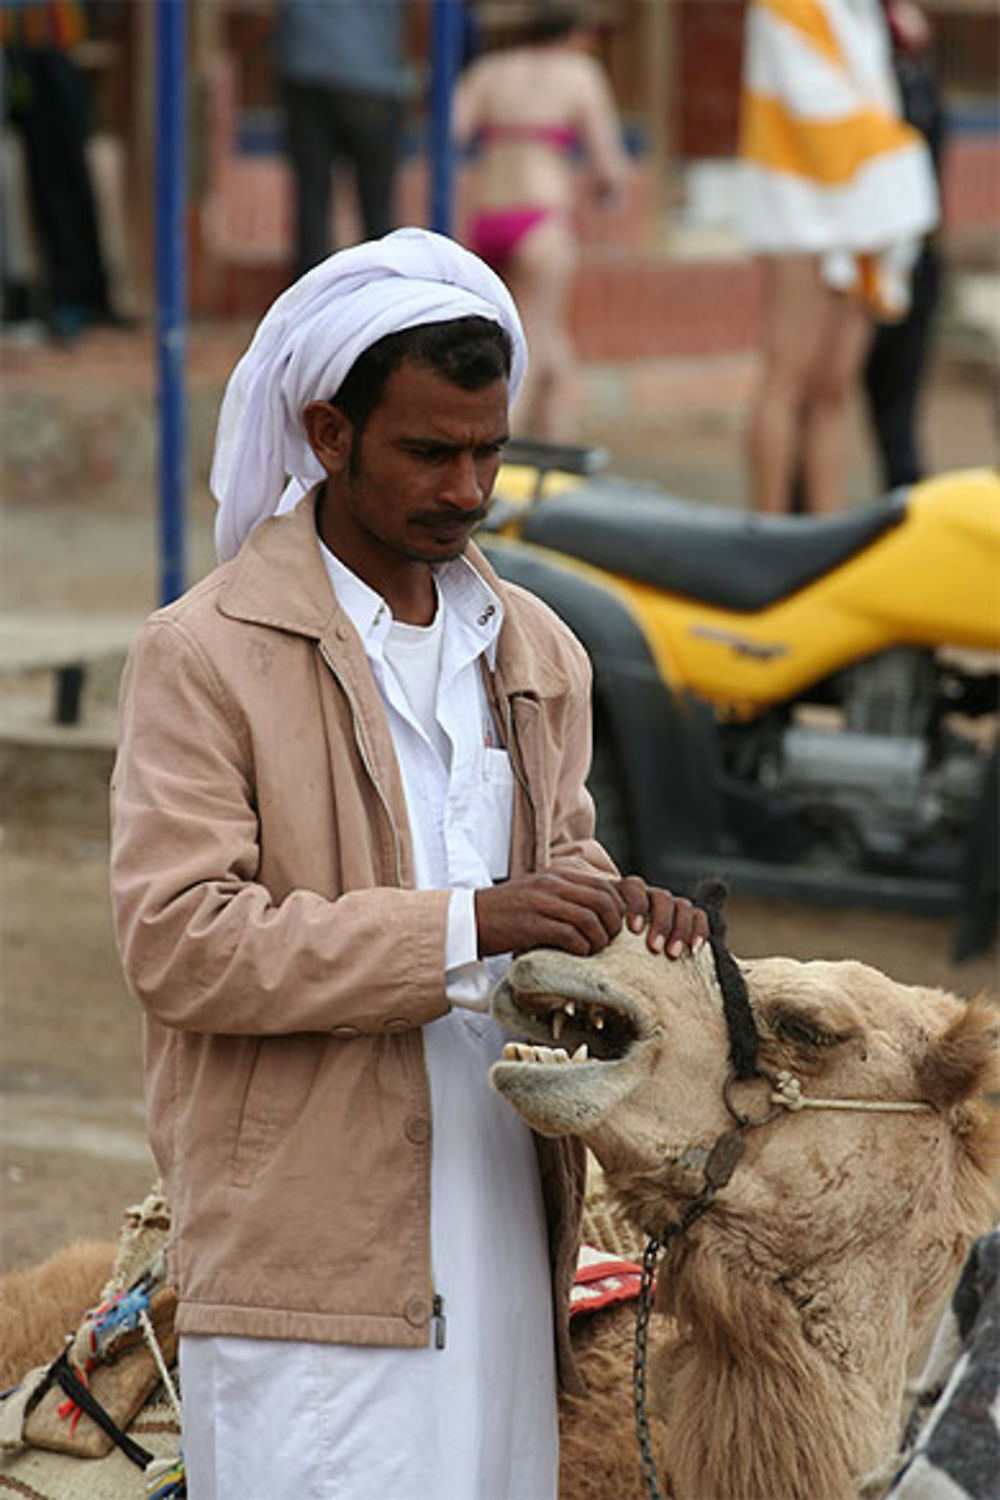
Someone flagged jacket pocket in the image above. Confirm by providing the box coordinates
[230,1039,269,1187]
[230,1035,321,1188]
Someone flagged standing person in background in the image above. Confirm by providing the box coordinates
[453,3,630,442]
[2,0,111,340]
[739,0,938,514]
[864,1,946,490]
[276,0,408,279]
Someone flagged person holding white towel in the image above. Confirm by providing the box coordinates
[738,0,938,513]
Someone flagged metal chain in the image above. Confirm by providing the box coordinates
[630,1120,748,1500]
[633,1233,666,1500]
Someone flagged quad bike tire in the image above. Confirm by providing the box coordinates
[587,714,635,875]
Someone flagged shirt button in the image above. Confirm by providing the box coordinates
[330,1025,358,1040]
[405,1115,430,1145]
[405,1296,429,1327]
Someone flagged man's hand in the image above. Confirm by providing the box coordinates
[476,872,626,958]
[615,874,709,958]
[475,872,708,960]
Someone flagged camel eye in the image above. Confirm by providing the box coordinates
[774,1013,840,1050]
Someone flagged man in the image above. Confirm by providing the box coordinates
[110,228,706,1500]
[276,0,408,277]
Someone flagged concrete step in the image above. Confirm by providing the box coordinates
[0,719,118,842]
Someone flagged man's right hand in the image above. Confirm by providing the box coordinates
[475,872,627,959]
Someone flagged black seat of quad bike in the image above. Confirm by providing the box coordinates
[518,483,908,612]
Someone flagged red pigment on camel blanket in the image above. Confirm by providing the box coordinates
[570,1244,643,1319]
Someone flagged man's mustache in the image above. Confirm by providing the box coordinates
[412,502,492,528]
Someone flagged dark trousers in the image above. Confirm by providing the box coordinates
[282,80,403,277]
[863,241,942,490]
[5,46,108,320]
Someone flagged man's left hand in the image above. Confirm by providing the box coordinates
[614,876,709,959]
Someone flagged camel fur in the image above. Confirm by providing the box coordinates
[0,1241,115,1394]
[491,931,999,1500]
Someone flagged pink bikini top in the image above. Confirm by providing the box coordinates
[476,121,581,153]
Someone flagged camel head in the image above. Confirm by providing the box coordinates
[491,930,1000,1494]
[490,927,999,1498]
[490,929,998,1242]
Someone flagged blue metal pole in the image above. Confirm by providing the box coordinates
[429,0,462,235]
[155,0,187,604]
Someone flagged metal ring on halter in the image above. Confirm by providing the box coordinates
[722,1066,785,1129]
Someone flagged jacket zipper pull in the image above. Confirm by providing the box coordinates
[432,1293,447,1350]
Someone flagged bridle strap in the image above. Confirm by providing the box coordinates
[769,1069,934,1113]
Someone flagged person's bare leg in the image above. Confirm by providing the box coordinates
[746,255,827,512]
[800,291,873,513]
[506,216,578,441]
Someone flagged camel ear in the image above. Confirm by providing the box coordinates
[913,997,1000,1110]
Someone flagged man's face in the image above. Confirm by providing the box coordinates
[318,360,510,579]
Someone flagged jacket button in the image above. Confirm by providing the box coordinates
[330,1025,358,1040]
[383,1018,409,1033]
[404,1115,430,1145]
[405,1297,429,1326]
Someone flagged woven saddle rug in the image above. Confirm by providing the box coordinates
[864,1228,1000,1500]
[0,1187,181,1500]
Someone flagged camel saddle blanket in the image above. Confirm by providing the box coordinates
[882,1228,1000,1500]
[570,1243,643,1320]
[21,1273,178,1461]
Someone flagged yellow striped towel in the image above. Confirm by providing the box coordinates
[738,0,938,317]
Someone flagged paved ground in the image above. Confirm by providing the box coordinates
[0,322,997,1272]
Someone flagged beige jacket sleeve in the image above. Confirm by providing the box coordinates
[110,619,453,1040]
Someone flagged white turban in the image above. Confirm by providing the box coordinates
[210,227,527,562]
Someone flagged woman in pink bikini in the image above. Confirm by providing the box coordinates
[453,5,629,441]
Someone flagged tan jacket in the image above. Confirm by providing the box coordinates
[110,498,615,1392]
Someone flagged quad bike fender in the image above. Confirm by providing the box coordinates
[481,540,724,879]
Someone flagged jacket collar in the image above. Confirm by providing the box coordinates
[218,490,341,639]
[218,492,570,699]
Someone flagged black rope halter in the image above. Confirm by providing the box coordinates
[631,879,768,1500]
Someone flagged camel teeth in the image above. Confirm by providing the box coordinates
[591,1008,605,1031]
[502,1040,589,1066]
[551,1009,565,1042]
[564,1001,576,1017]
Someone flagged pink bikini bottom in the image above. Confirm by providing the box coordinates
[465,207,550,271]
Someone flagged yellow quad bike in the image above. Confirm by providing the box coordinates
[479,444,1000,958]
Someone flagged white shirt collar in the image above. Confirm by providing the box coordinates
[319,543,503,670]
